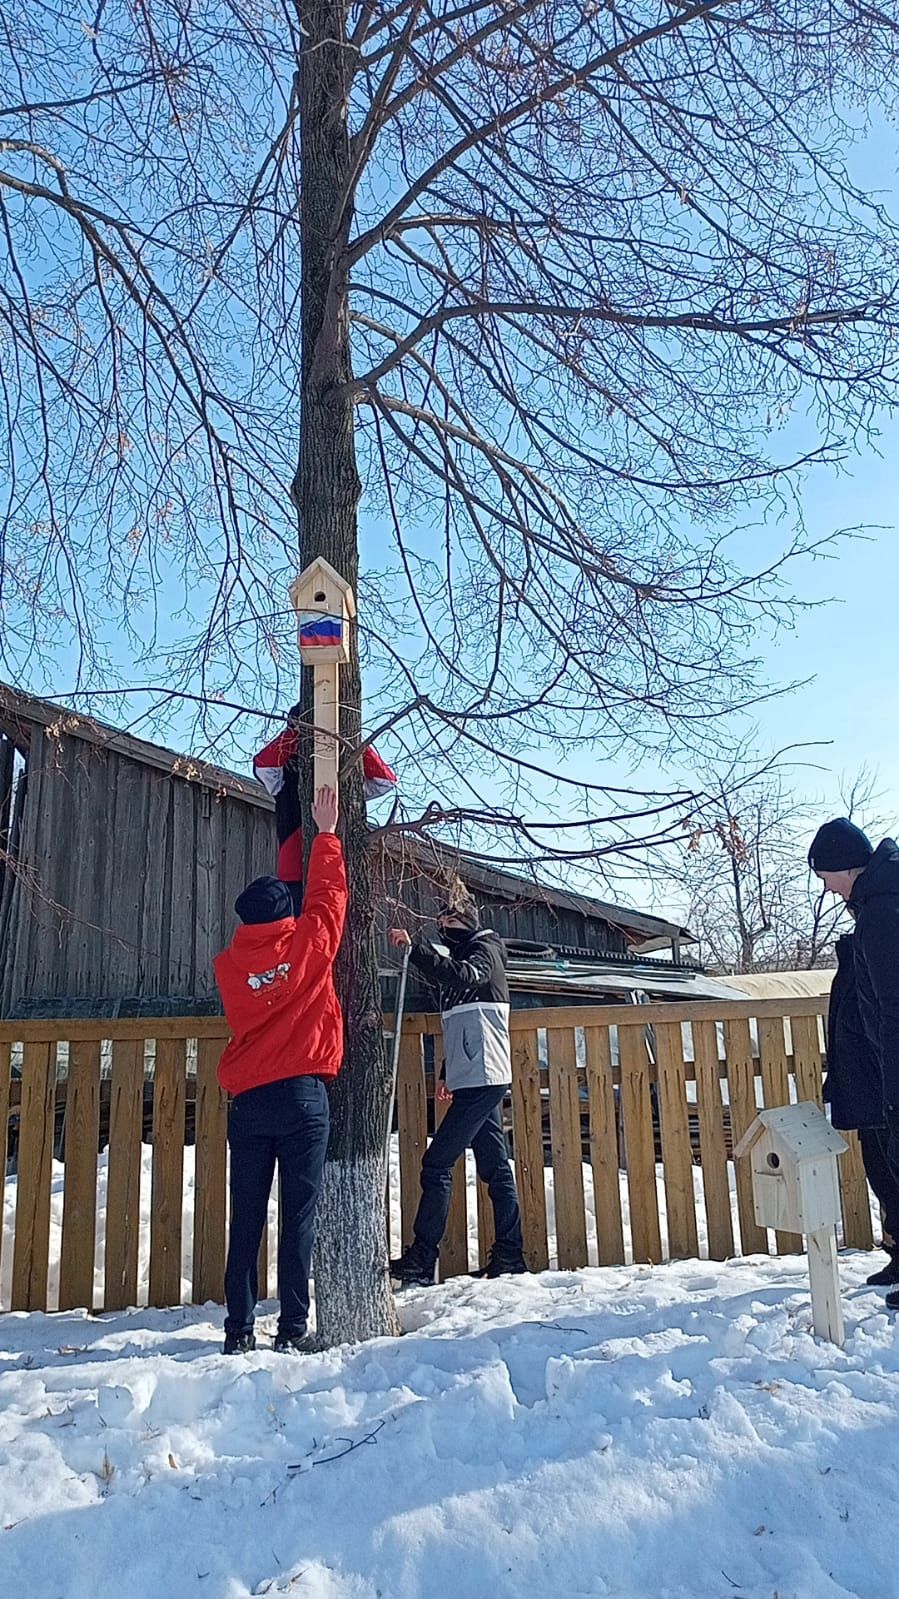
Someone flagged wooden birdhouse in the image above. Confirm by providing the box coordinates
[289,558,356,665]
[735,1101,848,1345]
[734,1102,847,1235]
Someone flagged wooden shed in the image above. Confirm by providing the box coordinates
[0,685,702,1019]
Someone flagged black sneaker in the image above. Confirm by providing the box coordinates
[390,1243,437,1288]
[273,1329,308,1353]
[886,1288,899,1311]
[223,1330,256,1355]
[867,1257,899,1287]
[473,1248,528,1280]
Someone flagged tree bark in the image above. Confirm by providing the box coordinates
[294,0,399,1343]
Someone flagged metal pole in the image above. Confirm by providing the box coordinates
[385,944,411,1167]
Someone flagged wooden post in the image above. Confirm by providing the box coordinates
[311,660,340,793]
[807,1225,844,1346]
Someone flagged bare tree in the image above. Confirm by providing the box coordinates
[666,760,893,972]
[4,2,899,1339]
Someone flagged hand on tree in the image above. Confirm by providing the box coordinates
[436,1081,453,1105]
[388,927,412,948]
[312,785,339,834]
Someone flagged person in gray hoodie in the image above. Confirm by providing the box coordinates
[388,884,526,1287]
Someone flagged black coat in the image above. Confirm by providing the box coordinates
[849,838,899,1118]
[824,934,883,1130]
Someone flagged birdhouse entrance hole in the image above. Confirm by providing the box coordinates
[314,590,326,602]
[767,1152,781,1170]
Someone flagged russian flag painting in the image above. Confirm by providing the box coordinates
[299,612,343,649]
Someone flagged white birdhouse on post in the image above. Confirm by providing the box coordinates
[735,1102,848,1346]
[288,558,356,793]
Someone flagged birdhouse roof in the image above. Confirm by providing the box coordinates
[733,1102,848,1162]
[290,558,357,617]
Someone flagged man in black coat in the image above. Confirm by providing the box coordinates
[825,931,899,1285]
[809,818,899,1297]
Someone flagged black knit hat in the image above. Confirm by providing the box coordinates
[235,875,293,925]
[807,818,874,874]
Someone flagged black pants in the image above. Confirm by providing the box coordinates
[224,1074,330,1338]
[860,1126,899,1253]
[413,1084,523,1263]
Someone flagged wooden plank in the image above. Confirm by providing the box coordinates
[149,1038,186,1308]
[0,1040,11,1306]
[58,1040,101,1311]
[11,1042,56,1310]
[757,1017,803,1254]
[476,1178,496,1269]
[167,780,198,996]
[105,1039,144,1311]
[0,1017,231,1043]
[396,1034,427,1250]
[618,1025,662,1264]
[546,1027,587,1269]
[193,1037,228,1305]
[510,1028,549,1272]
[791,1014,824,1108]
[691,1021,734,1262]
[724,1018,768,1256]
[840,1128,875,1251]
[584,1026,625,1266]
[808,1225,845,1346]
[436,1038,469,1280]
[655,1022,699,1260]
[0,996,830,1046]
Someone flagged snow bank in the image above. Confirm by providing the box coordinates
[0,1255,894,1597]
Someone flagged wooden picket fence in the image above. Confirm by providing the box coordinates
[0,997,876,1316]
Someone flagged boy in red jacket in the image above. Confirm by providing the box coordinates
[213,786,346,1355]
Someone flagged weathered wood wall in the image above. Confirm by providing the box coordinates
[0,721,635,1019]
[0,730,274,1016]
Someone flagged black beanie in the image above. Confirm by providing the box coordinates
[437,892,480,931]
[235,875,293,925]
[807,818,874,874]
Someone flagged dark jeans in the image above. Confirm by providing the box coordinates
[861,1126,899,1253]
[224,1074,330,1338]
[413,1084,523,1263]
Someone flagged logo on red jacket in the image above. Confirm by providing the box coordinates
[247,962,291,992]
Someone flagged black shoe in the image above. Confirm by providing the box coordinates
[390,1242,437,1288]
[867,1257,899,1287]
[886,1288,899,1311]
[473,1248,528,1280]
[273,1328,308,1353]
[223,1330,256,1355]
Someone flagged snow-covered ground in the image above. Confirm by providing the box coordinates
[1,1255,897,1599]
[0,1143,894,1597]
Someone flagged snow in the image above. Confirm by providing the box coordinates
[0,1256,896,1598]
[0,1148,894,1597]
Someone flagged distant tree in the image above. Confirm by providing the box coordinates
[667,762,891,972]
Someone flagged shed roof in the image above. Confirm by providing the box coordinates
[734,1102,848,1162]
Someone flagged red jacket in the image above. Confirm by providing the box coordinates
[213,834,348,1096]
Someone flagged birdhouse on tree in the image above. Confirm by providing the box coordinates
[289,557,356,665]
[735,1101,848,1345]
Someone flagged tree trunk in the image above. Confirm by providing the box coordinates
[294,0,399,1343]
